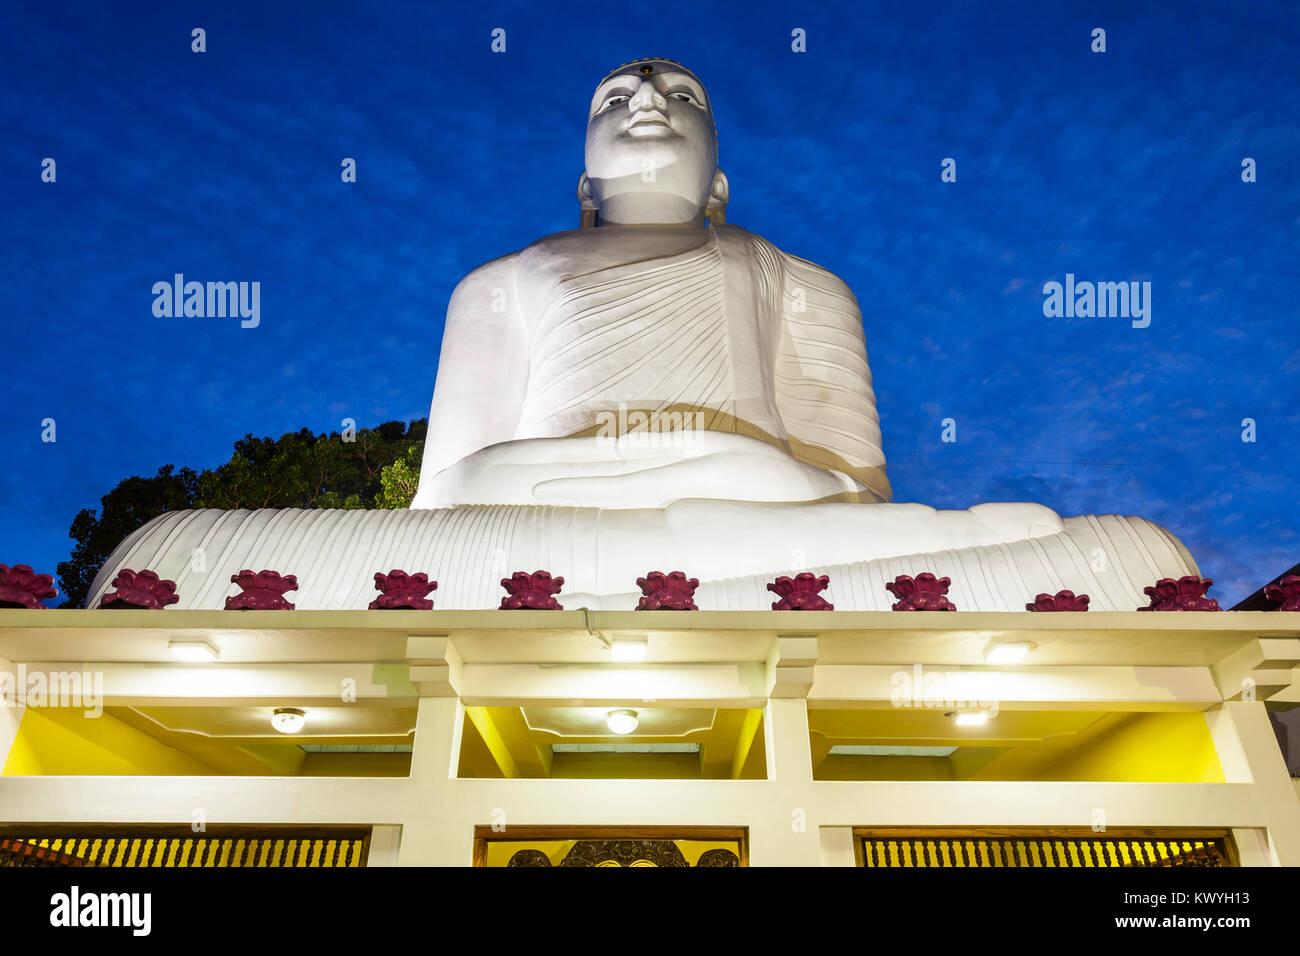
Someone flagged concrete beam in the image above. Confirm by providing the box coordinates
[768,635,818,699]
[1212,638,1300,702]
[811,664,1224,709]
[6,661,412,706]
[453,662,768,707]
[407,636,462,697]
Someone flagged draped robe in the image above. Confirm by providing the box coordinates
[413,224,890,508]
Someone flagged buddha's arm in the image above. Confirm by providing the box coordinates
[774,250,891,501]
[418,255,528,479]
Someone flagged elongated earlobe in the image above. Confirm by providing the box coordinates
[578,172,599,228]
[705,168,729,227]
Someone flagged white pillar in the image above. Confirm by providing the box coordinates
[1205,702,1300,865]
[400,697,470,865]
[1230,828,1273,867]
[819,826,856,866]
[367,825,403,866]
[750,698,820,866]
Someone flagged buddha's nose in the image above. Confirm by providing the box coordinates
[628,79,667,113]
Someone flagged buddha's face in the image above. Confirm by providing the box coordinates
[583,60,721,224]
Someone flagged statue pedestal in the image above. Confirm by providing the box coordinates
[87,501,1196,612]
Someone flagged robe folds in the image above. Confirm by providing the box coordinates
[416,225,890,508]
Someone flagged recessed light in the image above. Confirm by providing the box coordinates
[610,638,647,662]
[954,712,989,727]
[553,743,699,754]
[168,640,218,662]
[828,745,958,757]
[984,641,1035,663]
[271,708,306,734]
[605,709,639,734]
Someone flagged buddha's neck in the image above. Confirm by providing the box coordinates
[597,194,706,228]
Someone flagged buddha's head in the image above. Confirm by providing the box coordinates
[580,58,728,227]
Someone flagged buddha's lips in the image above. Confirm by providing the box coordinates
[627,110,670,132]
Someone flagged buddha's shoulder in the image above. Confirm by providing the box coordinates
[449,245,529,285]
[715,226,860,305]
[451,229,620,289]
[459,228,720,285]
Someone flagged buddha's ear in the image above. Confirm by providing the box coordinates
[705,168,729,227]
[577,172,599,228]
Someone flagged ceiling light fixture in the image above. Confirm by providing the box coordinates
[984,641,1036,664]
[271,707,307,734]
[605,709,639,735]
[167,640,219,662]
[610,637,648,662]
[952,712,989,727]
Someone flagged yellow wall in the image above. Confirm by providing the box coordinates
[550,753,704,779]
[809,711,1226,783]
[817,754,953,781]
[458,712,506,778]
[737,717,765,779]
[1038,712,1225,783]
[3,708,216,776]
[298,753,410,777]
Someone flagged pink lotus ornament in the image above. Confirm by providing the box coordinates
[1138,576,1221,612]
[225,570,298,610]
[887,572,957,611]
[98,569,179,610]
[0,564,58,609]
[1263,575,1300,612]
[1026,589,1090,612]
[369,570,438,610]
[500,571,564,610]
[768,573,833,611]
[635,571,699,611]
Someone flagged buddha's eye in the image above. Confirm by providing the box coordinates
[602,94,630,111]
[669,91,701,106]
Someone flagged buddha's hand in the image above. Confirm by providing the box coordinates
[413,432,867,510]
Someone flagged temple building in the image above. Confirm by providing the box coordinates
[0,59,1296,868]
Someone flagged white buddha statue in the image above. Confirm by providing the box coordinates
[412,58,888,511]
[88,59,1199,611]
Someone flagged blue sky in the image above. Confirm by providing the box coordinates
[1,0,1296,605]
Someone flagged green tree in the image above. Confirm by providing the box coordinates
[376,444,422,509]
[56,465,199,610]
[57,419,427,608]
